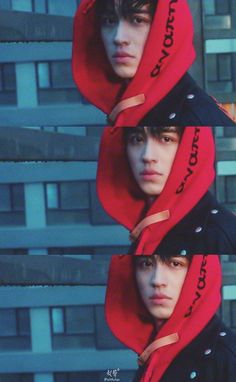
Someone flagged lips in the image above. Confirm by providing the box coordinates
[141,170,162,176]
[140,169,163,181]
[113,52,134,58]
[149,294,171,305]
[150,293,171,300]
[112,52,135,64]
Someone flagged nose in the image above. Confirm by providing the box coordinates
[151,264,167,287]
[114,20,130,46]
[142,139,158,163]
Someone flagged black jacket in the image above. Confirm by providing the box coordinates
[129,192,236,255]
[140,73,236,126]
[134,315,236,382]
[155,192,236,255]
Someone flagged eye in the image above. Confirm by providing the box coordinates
[101,15,117,26]
[130,14,152,25]
[127,133,145,145]
[161,136,173,143]
[159,133,179,144]
[169,258,189,269]
[171,260,182,268]
[137,258,154,269]
[133,16,145,24]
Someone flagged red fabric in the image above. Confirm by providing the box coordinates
[97,127,215,254]
[72,0,196,126]
[105,255,222,381]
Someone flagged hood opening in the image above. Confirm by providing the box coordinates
[105,254,222,381]
[72,0,196,125]
[97,127,215,254]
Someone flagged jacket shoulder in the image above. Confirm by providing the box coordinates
[178,86,236,126]
[207,203,236,253]
[219,328,236,356]
[140,73,236,126]
[214,327,236,382]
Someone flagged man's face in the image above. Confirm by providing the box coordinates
[100,1,152,79]
[126,127,180,196]
[135,255,189,326]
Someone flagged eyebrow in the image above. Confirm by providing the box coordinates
[161,127,179,133]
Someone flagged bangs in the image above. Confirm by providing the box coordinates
[96,0,158,17]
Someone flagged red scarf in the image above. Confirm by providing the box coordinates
[106,255,222,381]
[97,127,215,254]
[72,0,195,125]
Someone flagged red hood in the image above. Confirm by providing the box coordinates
[72,0,196,126]
[106,255,222,381]
[97,127,215,254]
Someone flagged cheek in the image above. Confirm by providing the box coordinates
[127,149,138,174]
[174,271,188,298]
[165,147,179,172]
[137,27,151,55]
[101,30,110,53]
[136,273,149,301]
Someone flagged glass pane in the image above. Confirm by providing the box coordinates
[206,54,217,82]
[0,185,11,212]
[205,15,231,29]
[21,375,34,382]
[231,301,236,327]
[12,184,25,211]
[226,176,236,202]
[12,0,32,11]
[57,127,86,136]
[0,375,33,382]
[216,0,229,14]
[34,0,46,13]
[3,64,16,91]
[18,309,30,336]
[65,307,94,334]
[54,374,67,382]
[37,63,50,89]
[203,0,215,15]
[60,182,89,210]
[0,309,17,336]
[51,62,75,89]
[46,183,59,209]
[51,308,64,334]
[0,0,11,9]
[218,54,232,81]
[0,68,2,91]
[208,80,233,93]
[48,0,77,16]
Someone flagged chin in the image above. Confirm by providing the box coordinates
[150,309,172,320]
[142,187,163,196]
[139,182,165,197]
[113,66,137,79]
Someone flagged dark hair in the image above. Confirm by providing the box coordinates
[124,126,185,141]
[96,0,158,19]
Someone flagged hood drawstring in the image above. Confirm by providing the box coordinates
[130,210,170,242]
[108,94,145,125]
[138,333,179,367]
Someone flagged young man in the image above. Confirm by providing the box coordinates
[105,254,236,381]
[97,126,236,254]
[72,0,235,126]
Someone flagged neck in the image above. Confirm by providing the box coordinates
[147,195,156,206]
[154,319,166,331]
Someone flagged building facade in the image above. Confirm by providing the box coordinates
[0,1,235,382]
